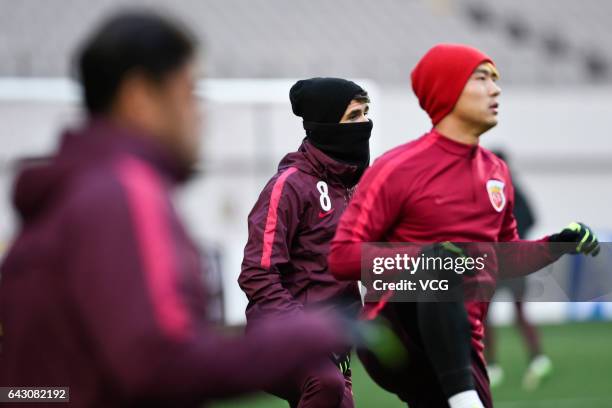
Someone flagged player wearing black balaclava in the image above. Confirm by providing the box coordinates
[239,77,373,408]
[290,77,372,173]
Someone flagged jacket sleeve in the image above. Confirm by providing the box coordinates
[329,162,413,281]
[238,167,305,321]
[497,165,560,278]
[64,161,346,402]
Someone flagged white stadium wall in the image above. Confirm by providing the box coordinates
[1,79,611,325]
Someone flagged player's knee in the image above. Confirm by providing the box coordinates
[302,370,345,405]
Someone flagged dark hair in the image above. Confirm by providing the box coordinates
[75,11,196,114]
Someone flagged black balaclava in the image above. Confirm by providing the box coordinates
[289,77,372,169]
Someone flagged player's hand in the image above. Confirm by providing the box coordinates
[438,241,467,259]
[330,352,351,375]
[549,222,600,256]
[421,242,470,272]
[351,318,408,369]
[423,242,468,260]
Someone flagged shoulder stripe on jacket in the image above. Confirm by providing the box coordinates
[353,133,439,240]
[261,167,298,269]
[115,156,192,340]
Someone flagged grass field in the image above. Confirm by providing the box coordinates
[211,321,612,408]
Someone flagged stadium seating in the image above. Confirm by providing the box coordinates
[0,0,610,83]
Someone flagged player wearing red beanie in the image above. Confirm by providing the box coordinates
[328,43,600,408]
[411,43,496,126]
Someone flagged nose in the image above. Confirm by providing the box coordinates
[490,80,501,96]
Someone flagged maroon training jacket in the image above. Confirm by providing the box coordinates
[0,119,349,407]
[239,141,362,325]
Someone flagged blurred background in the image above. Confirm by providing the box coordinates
[1,0,611,407]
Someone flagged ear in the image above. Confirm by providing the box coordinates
[113,72,154,117]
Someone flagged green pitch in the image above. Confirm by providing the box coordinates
[211,321,612,408]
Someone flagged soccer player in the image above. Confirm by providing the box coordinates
[328,44,600,408]
[239,77,372,408]
[0,12,351,407]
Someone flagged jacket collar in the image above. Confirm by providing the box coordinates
[70,117,192,184]
[430,128,480,158]
[278,139,363,188]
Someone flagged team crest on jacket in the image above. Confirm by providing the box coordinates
[486,179,506,212]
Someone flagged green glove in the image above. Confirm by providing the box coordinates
[353,317,408,369]
[439,241,467,259]
[549,222,600,256]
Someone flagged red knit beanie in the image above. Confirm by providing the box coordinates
[411,44,495,125]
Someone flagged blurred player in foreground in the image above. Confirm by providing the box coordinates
[0,11,352,407]
[485,149,552,390]
[239,77,372,407]
[328,44,599,408]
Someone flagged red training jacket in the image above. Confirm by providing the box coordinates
[329,129,557,361]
